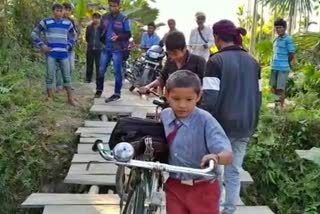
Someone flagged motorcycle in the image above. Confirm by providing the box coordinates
[124,45,165,92]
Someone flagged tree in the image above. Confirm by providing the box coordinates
[249,0,258,54]
[264,0,313,35]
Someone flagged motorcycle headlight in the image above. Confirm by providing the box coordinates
[148,51,161,59]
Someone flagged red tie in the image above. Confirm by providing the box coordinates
[166,120,182,144]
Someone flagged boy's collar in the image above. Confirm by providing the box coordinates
[164,107,198,127]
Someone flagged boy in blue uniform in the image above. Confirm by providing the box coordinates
[140,22,160,51]
[96,0,131,102]
[271,18,295,107]
[160,70,232,214]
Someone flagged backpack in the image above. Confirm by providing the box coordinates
[108,117,169,163]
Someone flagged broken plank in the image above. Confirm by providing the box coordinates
[84,121,116,128]
[68,164,117,175]
[21,194,120,208]
[64,174,115,185]
[78,144,110,154]
[80,136,110,144]
[76,127,114,135]
[90,105,155,116]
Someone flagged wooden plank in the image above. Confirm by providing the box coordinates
[21,194,120,208]
[131,111,147,118]
[68,164,117,175]
[78,144,110,154]
[64,174,115,185]
[94,98,154,107]
[43,205,120,214]
[84,121,116,128]
[81,133,110,138]
[76,127,114,135]
[90,105,155,116]
[42,205,273,214]
[80,136,110,144]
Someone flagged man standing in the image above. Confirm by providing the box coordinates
[201,20,261,214]
[96,0,131,102]
[270,18,295,107]
[160,19,177,46]
[31,3,76,106]
[85,12,102,83]
[189,12,214,61]
[140,22,160,51]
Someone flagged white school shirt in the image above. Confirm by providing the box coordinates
[188,25,214,61]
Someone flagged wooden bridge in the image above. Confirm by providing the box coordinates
[22,82,273,214]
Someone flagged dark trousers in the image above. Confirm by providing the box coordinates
[86,49,101,82]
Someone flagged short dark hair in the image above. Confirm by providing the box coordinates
[62,2,73,10]
[147,22,156,28]
[166,70,201,94]
[165,31,186,51]
[109,0,120,5]
[167,19,175,24]
[52,3,63,11]
[92,12,101,18]
[274,18,287,28]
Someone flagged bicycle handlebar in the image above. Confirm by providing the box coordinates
[92,141,216,179]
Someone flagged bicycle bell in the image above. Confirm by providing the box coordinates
[113,142,135,162]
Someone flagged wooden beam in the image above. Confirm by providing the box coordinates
[80,136,110,144]
[76,127,114,135]
[84,121,116,128]
[90,105,155,117]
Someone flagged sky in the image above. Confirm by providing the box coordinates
[149,0,320,39]
[149,0,248,40]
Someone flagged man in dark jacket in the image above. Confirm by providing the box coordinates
[201,20,261,214]
[96,0,131,101]
[85,13,102,83]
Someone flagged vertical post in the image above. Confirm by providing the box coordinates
[249,0,258,54]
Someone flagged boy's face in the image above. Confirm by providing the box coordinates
[167,47,187,62]
[166,88,201,118]
[63,8,72,17]
[109,2,120,14]
[196,16,205,26]
[92,17,100,25]
[147,26,156,35]
[53,8,64,19]
[275,25,286,36]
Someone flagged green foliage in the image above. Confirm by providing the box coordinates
[256,39,273,65]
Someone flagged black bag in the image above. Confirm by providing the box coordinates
[109,117,169,163]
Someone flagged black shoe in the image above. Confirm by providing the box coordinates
[94,91,102,98]
[105,94,121,103]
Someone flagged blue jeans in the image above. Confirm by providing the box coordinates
[221,137,249,214]
[56,51,74,88]
[46,56,71,89]
[96,50,123,95]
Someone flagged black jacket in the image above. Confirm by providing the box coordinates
[201,46,262,138]
[85,24,103,50]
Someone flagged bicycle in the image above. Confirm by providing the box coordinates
[90,93,217,214]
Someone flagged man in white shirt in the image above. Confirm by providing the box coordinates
[189,12,214,61]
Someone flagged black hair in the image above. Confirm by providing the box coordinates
[52,3,63,11]
[274,18,287,28]
[165,31,186,51]
[92,12,101,18]
[62,2,73,10]
[167,19,176,24]
[147,22,156,29]
[166,70,201,95]
[109,0,120,5]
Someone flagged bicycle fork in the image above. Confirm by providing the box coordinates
[145,171,163,213]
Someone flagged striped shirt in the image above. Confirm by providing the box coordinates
[31,17,76,59]
[271,34,295,71]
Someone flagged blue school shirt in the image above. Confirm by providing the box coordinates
[140,32,160,49]
[271,34,295,72]
[160,107,232,180]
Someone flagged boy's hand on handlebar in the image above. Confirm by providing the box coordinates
[200,154,219,168]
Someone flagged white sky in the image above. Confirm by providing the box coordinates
[149,0,248,40]
[149,0,320,39]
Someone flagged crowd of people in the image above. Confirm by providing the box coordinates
[31,0,295,213]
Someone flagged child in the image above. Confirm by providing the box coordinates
[161,70,233,214]
[139,31,206,94]
[270,18,295,107]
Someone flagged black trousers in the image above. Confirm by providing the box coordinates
[86,49,101,82]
